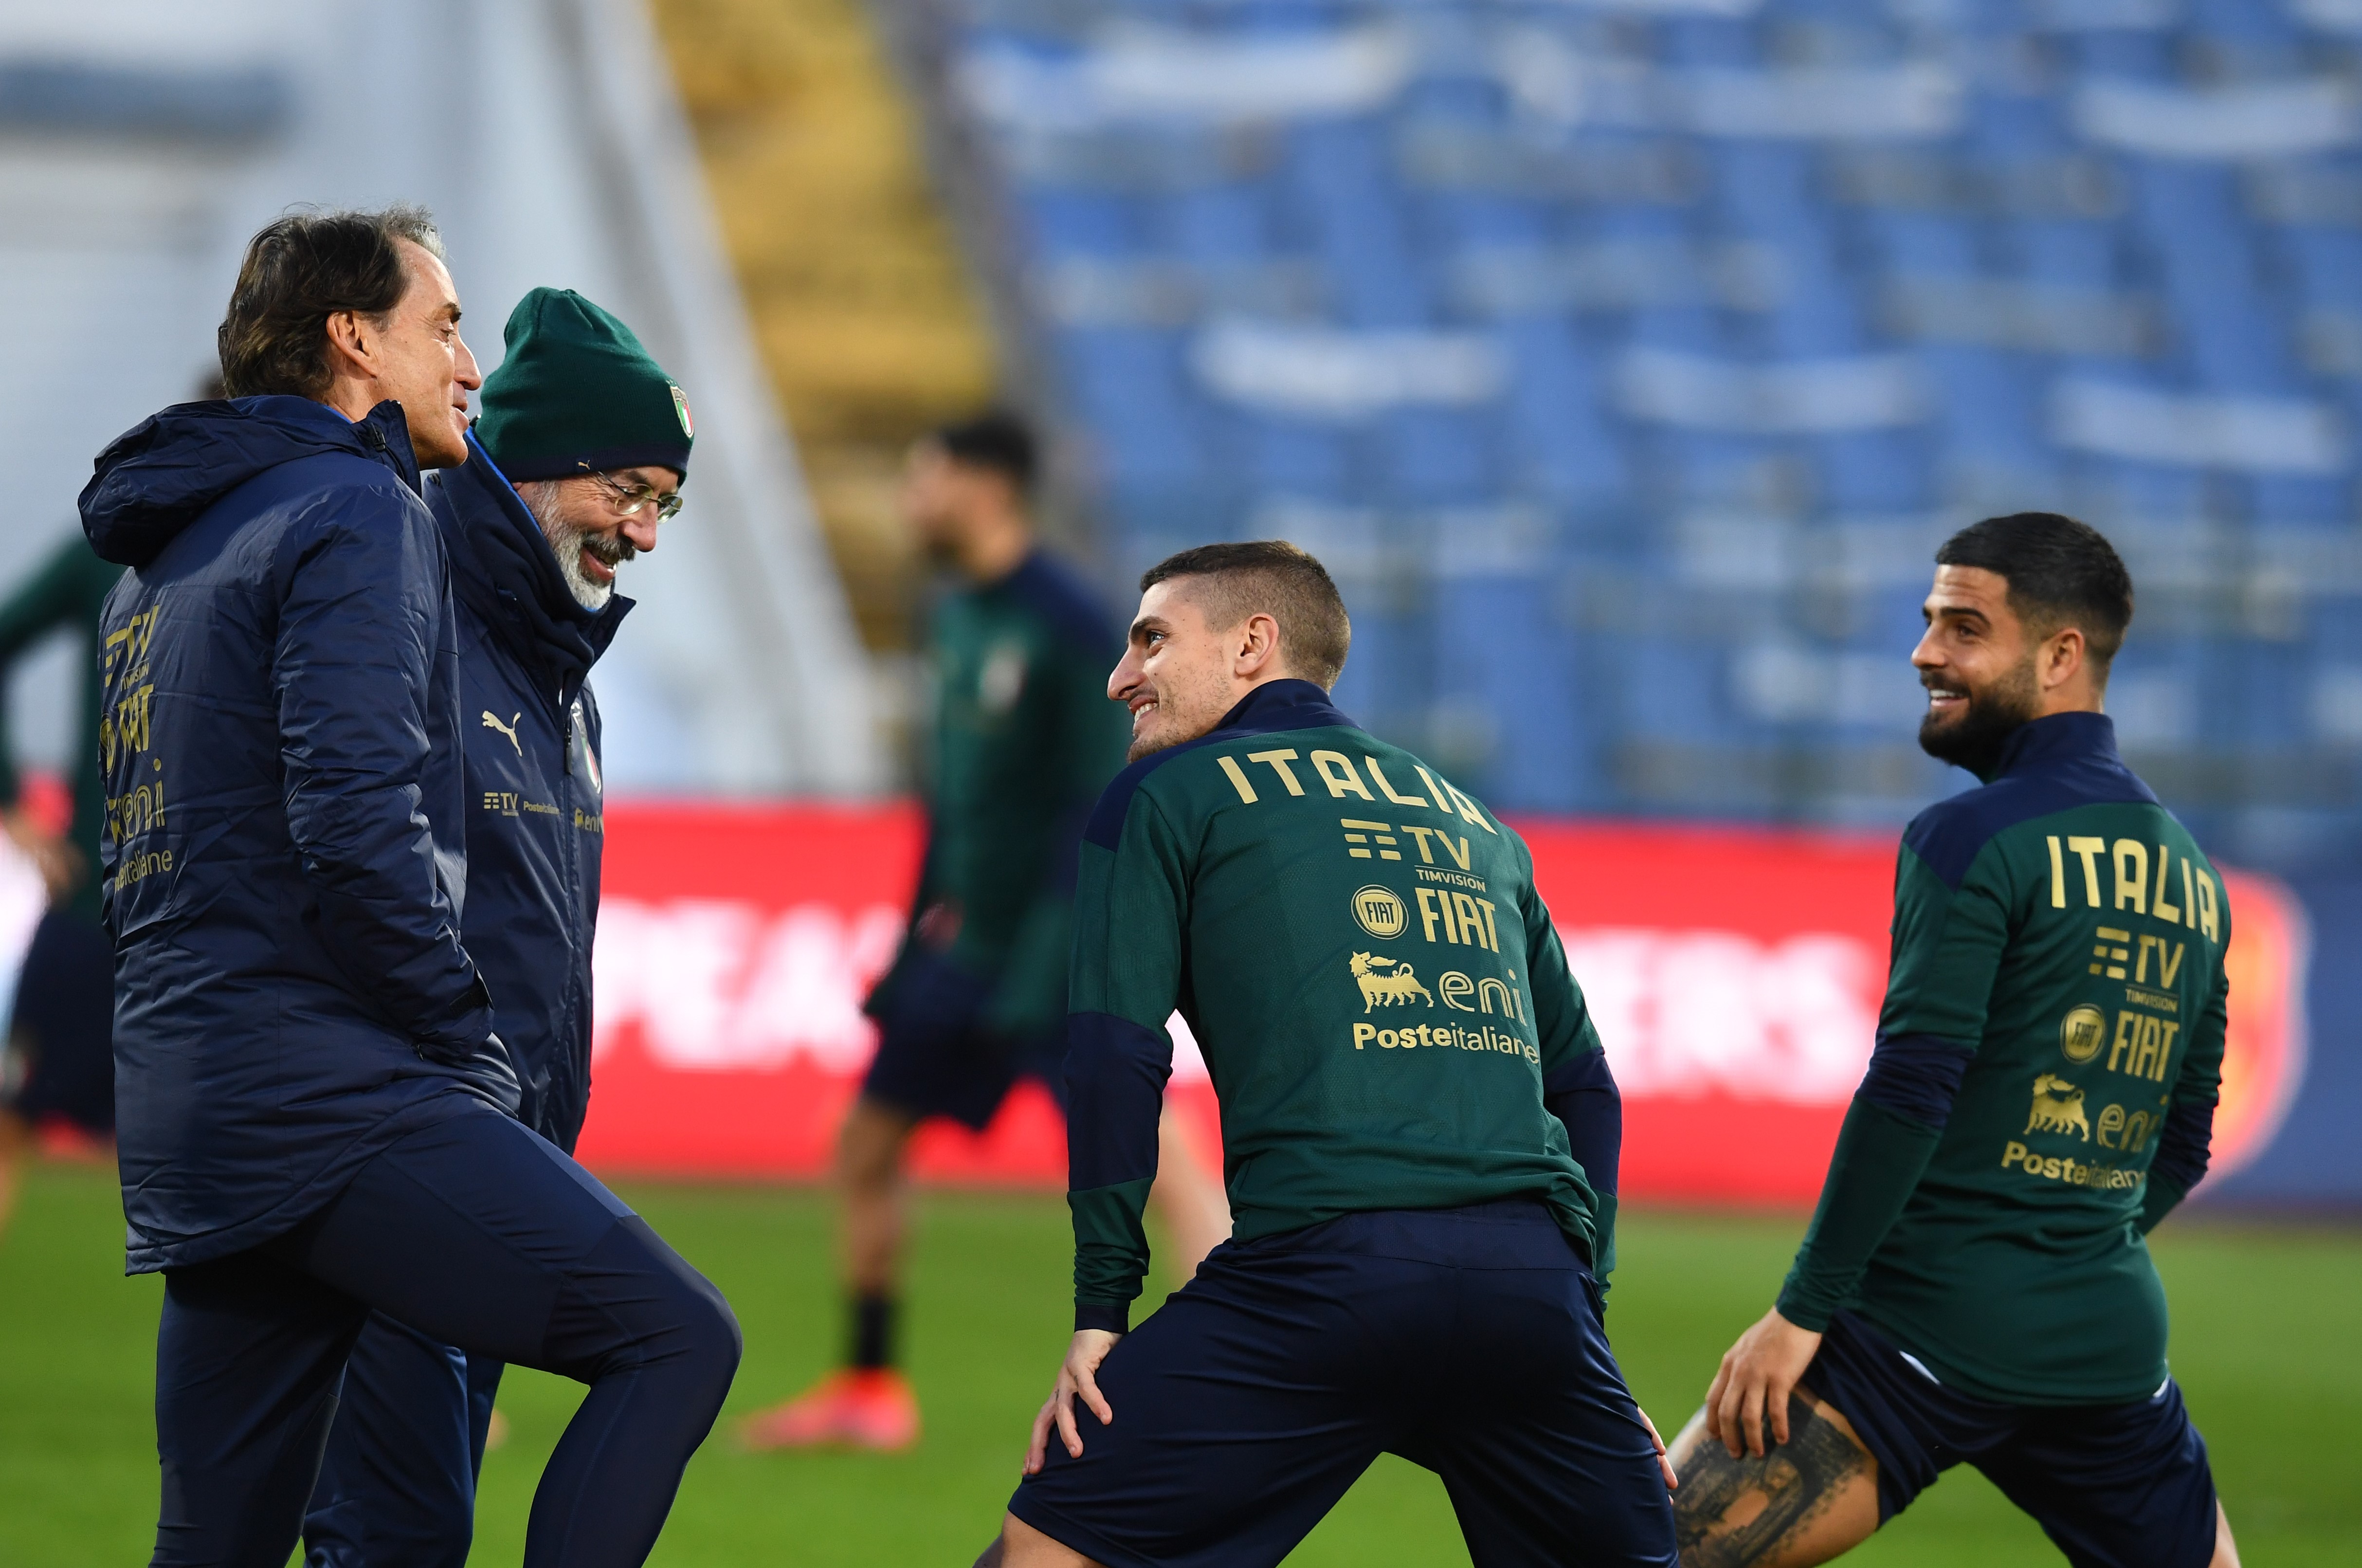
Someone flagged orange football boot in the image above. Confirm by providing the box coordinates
[741,1367,921,1452]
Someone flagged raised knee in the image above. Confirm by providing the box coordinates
[679,1271,743,1394]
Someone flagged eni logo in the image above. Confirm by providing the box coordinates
[1351,952,1434,1011]
[1351,884,1408,939]
[2025,1074,2091,1141]
[2059,1004,2107,1064]
[482,710,523,757]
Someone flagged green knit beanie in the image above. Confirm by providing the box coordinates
[476,288,693,482]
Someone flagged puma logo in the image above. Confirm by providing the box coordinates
[481,711,523,757]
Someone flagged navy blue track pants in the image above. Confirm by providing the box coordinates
[149,1099,740,1568]
[302,1313,504,1568]
[1010,1200,1677,1568]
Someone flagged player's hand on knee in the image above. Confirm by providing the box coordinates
[1025,1329,1122,1474]
[1636,1404,1677,1491]
[1705,1307,1822,1460]
[1636,1404,1679,1492]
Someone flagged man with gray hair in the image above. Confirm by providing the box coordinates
[301,285,690,1568]
[84,210,736,1567]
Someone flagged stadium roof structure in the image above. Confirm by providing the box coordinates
[0,0,882,797]
[885,0,2362,866]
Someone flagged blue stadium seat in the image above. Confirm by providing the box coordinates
[957,0,2362,847]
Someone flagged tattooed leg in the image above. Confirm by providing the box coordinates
[1667,1382,1880,1568]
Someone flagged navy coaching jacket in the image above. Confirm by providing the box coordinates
[82,396,513,1274]
[429,430,626,1151]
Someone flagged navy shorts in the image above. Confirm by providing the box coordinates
[2,907,115,1133]
[1009,1200,1677,1568]
[860,948,1065,1131]
[1806,1310,2217,1568]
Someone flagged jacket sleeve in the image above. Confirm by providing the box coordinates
[1064,784,1186,1332]
[0,542,84,807]
[1777,835,2005,1331]
[2141,948,2229,1233]
[274,490,493,1056]
[1518,847,1620,1277]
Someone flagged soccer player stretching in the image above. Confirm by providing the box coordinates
[994,541,1677,1568]
[1671,513,2239,1568]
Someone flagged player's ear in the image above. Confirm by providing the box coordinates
[1236,612,1280,676]
[2040,625,2085,693]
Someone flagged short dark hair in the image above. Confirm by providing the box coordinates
[932,410,1037,494]
[1935,511,2135,676]
[1140,540,1351,689]
[217,204,444,399]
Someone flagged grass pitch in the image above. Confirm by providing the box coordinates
[1,1163,2355,1565]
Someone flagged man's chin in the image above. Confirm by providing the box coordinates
[1917,700,2027,774]
[1126,714,1192,763]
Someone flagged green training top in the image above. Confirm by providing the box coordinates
[1063,679,1610,1331]
[0,537,123,924]
[903,550,1129,1039]
[1778,712,2230,1406]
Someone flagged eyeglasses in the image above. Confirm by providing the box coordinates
[579,467,683,522]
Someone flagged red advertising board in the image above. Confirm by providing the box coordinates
[575,802,2307,1205]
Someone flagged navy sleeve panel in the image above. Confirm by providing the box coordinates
[1856,1032,1975,1130]
[1065,1011,1173,1190]
[1542,1049,1621,1199]
[1074,1300,1131,1335]
[2140,1096,2216,1233]
[1083,679,1356,849]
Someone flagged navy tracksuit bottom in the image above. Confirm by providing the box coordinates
[303,1317,505,1568]
[150,1099,740,1568]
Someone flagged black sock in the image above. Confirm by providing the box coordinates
[851,1292,896,1370]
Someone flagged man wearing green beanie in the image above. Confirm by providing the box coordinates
[304,287,701,1568]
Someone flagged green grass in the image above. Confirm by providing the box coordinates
[2,1163,2355,1565]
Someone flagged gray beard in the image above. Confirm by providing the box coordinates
[518,483,618,610]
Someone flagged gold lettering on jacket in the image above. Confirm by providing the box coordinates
[1213,748,1498,836]
[2048,835,2221,944]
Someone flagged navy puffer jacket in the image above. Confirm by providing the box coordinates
[84,396,515,1274]
[431,431,627,1150]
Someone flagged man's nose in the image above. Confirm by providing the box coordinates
[1107,654,1139,702]
[454,333,484,392]
[623,513,660,553]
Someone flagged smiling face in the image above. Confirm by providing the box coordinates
[517,465,677,609]
[1108,579,1276,762]
[1911,564,2049,775]
[373,241,480,469]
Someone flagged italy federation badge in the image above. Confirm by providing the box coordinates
[670,384,694,439]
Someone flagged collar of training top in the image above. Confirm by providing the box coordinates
[1213,678,1354,735]
[1988,709,2120,782]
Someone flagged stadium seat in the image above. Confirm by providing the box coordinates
[946,0,2362,847]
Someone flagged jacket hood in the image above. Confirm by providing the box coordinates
[434,429,630,701]
[80,396,419,567]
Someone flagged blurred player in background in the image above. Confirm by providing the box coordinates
[89,207,736,1565]
[0,532,120,1240]
[996,542,1674,1568]
[744,413,1230,1454]
[304,288,691,1567]
[1670,514,2239,1568]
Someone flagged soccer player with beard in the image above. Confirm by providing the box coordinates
[989,541,1677,1568]
[1667,514,2240,1568]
